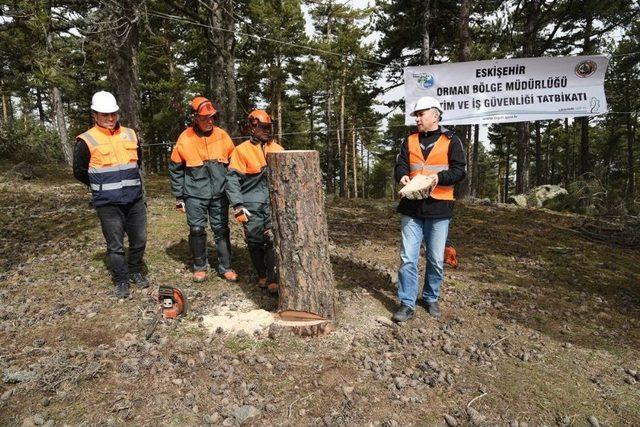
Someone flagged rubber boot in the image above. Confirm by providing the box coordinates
[248,243,267,279]
[213,228,232,273]
[189,226,208,272]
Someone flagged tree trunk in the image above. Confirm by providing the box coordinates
[35,88,46,125]
[472,124,479,197]
[504,138,511,201]
[515,122,530,193]
[267,150,336,335]
[579,16,594,177]
[275,54,283,143]
[51,86,72,165]
[563,118,570,185]
[45,27,71,165]
[496,161,502,202]
[352,124,358,198]
[338,73,347,197]
[515,0,540,194]
[534,121,542,185]
[106,0,141,135]
[421,0,431,64]
[205,0,237,136]
[1,91,8,124]
[325,85,334,194]
[627,114,637,202]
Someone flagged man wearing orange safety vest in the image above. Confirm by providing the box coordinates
[169,97,238,283]
[73,91,149,299]
[392,96,466,322]
[226,110,284,294]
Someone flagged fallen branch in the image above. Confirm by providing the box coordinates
[288,391,318,418]
[489,336,508,347]
[467,392,487,408]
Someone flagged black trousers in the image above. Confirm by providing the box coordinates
[95,198,147,284]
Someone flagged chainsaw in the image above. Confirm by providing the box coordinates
[145,285,188,340]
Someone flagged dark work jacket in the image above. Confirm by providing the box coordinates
[394,126,466,219]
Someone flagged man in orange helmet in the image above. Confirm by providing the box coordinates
[169,97,238,283]
[226,110,284,294]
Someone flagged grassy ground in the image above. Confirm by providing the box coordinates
[0,169,639,426]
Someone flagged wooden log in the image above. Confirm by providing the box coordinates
[266,150,336,331]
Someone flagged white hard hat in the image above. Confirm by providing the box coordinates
[91,91,119,113]
[410,96,443,116]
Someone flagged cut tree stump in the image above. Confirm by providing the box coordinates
[267,150,336,336]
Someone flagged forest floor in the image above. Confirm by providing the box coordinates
[1,168,639,427]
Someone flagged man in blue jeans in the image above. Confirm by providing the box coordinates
[392,96,466,322]
[73,91,148,299]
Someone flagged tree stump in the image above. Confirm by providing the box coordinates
[266,150,336,336]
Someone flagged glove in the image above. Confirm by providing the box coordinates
[234,206,251,224]
[175,199,185,213]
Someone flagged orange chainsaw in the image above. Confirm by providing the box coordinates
[145,285,188,340]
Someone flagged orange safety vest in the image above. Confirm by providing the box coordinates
[170,126,235,167]
[77,125,142,206]
[229,139,284,175]
[407,133,454,200]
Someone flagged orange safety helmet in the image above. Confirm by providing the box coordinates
[191,96,217,117]
[248,109,273,125]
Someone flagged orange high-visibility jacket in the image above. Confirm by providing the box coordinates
[169,126,235,199]
[226,139,284,206]
[77,125,142,206]
[407,133,454,200]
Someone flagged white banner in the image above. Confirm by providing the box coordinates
[404,55,609,125]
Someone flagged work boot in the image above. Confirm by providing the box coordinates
[257,277,267,289]
[193,270,207,283]
[221,270,238,283]
[426,301,441,318]
[392,305,415,323]
[129,272,149,289]
[267,282,279,295]
[115,281,130,299]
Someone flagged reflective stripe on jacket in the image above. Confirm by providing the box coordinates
[407,132,454,200]
[78,125,142,206]
[226,139,284,206]
[169,126,235,200]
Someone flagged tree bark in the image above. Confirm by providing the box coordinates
[325,84,334,194]
[563,118,570,185]
[352,124,358,198]
[205,0,237,136]
[105,0,142,135]
[579,16,594,177]
[515,122,530,193]
[338,72,347,197]
[267,150,336,334]
[472,124,479,197]
[627,114,637,201]
[421,0,431,64]
[45,26,71,165]
[534,121,542,185]
[504,138,511,201]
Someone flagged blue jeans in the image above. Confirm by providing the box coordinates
[397,215,450,308]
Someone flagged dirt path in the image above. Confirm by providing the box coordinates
[1,174,639,426]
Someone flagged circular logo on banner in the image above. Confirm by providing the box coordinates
[575,60,597,78]
[416,73,435,89]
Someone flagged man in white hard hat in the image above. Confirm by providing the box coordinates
[391,96,466,322]
[73,91,149,299]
